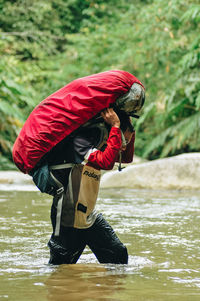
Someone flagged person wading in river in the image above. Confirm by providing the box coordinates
[46,108,135,265]
[12,70,145,264]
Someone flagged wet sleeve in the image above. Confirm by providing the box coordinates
[86,127,122,170]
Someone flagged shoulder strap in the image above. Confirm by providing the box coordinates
[49,163,74,170]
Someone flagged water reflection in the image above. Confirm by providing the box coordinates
[46,264,126,301]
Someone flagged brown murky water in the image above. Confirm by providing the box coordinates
[0,185,200,300]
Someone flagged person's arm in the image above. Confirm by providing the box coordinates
[86,127,122,170]
[83,108,122,170]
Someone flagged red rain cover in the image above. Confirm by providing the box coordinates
[12,70,143,173]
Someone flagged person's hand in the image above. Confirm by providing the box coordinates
[101,108,120,128]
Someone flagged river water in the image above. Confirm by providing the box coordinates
[0,186,200,300]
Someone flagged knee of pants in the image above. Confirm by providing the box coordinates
[49,249,66,265]
[115,244,128,264]
[48,238,72,265]
[48,238,83,265]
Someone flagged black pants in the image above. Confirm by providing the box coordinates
[48,213,128,265]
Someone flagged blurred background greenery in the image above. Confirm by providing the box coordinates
[0,0,199,170]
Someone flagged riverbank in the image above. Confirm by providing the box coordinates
[0,153,200,190]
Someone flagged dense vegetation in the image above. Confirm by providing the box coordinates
[0,0,199,169]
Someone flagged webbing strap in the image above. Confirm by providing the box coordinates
[50,171,64,237]
[49,163,74,170]
[68,167,74,205]
[50,165,75,236]
[118,151,122,172]
[118,131,126,172]
[54,194,63,236]
[121,130,127,147]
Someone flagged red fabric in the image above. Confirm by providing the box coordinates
[87,127,122,170]
[87,128,135,170]
[120,131,135,163]
[12,70,143,173]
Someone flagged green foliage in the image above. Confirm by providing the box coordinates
[0,0,199,169]
[138,1,200,158]
[0,56,36,165]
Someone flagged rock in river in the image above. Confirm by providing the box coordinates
[100,153,200,190]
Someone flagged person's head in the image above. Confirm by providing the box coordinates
[115,83,145,117]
